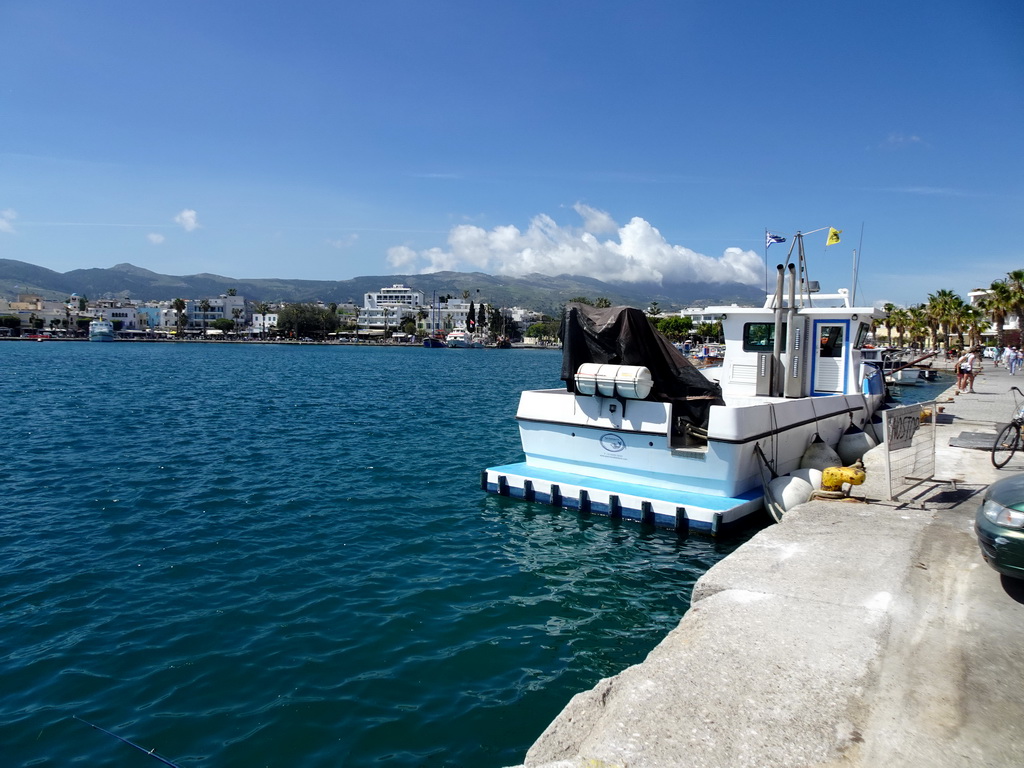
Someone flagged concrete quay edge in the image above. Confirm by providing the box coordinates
[510,360,1024,768]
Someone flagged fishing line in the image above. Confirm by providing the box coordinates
[73,716,182,768]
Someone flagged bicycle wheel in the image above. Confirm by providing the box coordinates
[991,423,1020,468]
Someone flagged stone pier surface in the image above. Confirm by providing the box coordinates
[512,360,1024,767]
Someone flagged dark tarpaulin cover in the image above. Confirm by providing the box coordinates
[559,303,724,430]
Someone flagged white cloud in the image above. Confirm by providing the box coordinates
[390,205,763,285]
[0,208,16,234]
[883,133,925,149]
[386,245,418,269]
[572,202,618,235]
[327,234,359,249]
[174,209,199,232]
[147,233,166,244]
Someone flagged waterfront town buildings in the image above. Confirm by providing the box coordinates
[5,281,1017,346]
[0,284,542,340]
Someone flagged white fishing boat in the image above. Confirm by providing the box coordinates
[482,232,886,535]
[89,320,115,342]
[446,329,483,348]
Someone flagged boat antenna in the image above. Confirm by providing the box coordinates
[851,222,865,305]
[73,716,182,768]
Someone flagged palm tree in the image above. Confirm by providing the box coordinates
[199,299,212,337]
[253,302,270,339]
[232,307,243,333]
[963,305,989,348]
[976,280,1013,346]
[906,305,928,349]
[1006,269,1024,340]
[925,289,964,351]
[172,298,187,337]
[881,302,897,345]
[888,307,910,347]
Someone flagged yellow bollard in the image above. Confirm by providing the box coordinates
[814,460,867,500]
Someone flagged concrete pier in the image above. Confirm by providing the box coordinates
[512,359,1024,767]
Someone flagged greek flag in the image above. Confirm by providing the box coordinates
[766,232,786,248]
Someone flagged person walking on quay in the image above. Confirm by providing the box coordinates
[956,347,980,393]
[1003,345,1014,371]
[1013,347,1024,376]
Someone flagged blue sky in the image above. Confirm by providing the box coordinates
[1,0,1021,307]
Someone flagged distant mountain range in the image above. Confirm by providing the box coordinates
[0,259,764,315]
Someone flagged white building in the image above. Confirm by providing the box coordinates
[86,299,141,330]
[676,306,729,326]
[360,284,427,331]
[251,313,279,335]
[185,295,247,331]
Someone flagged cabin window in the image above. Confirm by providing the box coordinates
[743,322,786,353]
[854,322,871,348]
[819,326,844,358]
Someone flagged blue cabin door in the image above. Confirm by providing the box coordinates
[813,321,847,394]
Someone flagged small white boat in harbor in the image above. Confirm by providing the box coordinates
[89,320,115,342]
[446,329,483,348]
[482,232,886,535]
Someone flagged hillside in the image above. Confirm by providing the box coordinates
[0,259,764,314]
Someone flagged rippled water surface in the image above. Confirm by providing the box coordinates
[1,341,754,767]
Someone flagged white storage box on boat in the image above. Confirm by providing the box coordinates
[574,364,653,400]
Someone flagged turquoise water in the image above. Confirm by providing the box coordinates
[887,370,955,405]
[1,342,752,767]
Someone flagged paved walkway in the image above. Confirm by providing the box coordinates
[513,359,1024,768]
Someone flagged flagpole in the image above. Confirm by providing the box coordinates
[764,228,769,299]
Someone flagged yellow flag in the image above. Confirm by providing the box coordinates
[826,227,842,246]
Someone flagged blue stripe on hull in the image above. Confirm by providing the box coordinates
[483,462,763,535]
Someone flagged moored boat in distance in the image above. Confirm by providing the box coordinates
[89,320,115,342]
[445,329,483,348]
[482,231,886,536]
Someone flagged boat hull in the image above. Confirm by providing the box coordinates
[484,387,881,535]
[89,320,115,342]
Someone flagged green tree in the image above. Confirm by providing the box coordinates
[467,300,475,331]
[199,298,212,337]
[227,288,237,296]
[594,297,612,308]
[172,298,187,337]
[211,318,235,333]
[976,280,1013,346]
[881,303,897,345]
[647,301,662,317]
[489,306,508,337]
[526,321,559,341]
[1005,269,1024,338]
[0,315,21,332]
[568,296,594,305]
[657,316,693,342]
[696,321,723,343]
[276,303,340,339]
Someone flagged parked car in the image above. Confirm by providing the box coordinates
[975,473,1024,579]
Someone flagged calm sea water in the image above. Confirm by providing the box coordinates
[1,341,753,767]
[887,370,955,405]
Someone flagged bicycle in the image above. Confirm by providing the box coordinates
[991,386,1024,468]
